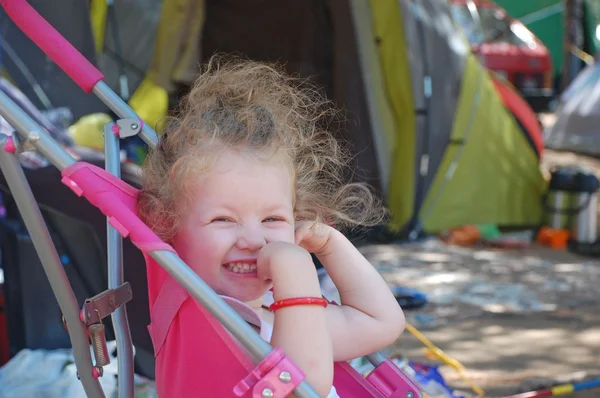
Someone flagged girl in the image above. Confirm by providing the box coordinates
[137,56,405,397]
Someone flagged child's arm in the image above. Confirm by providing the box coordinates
[258,242,334,397]
[296,222,405,362]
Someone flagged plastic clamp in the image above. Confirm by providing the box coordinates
[366,361,422,398]
[108,216,130,238]
[92,366,103,379]
[111,123,120,137]
[61,176,83,197]
[233,348,305,398]
[3,136,15,153]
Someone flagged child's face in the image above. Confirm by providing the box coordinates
[172,148,295,303]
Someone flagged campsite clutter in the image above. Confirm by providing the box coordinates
[0,0,548,236]
[0,0,598,397]
[438,162,600,258]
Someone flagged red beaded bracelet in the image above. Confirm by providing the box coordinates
[269,297,329,312]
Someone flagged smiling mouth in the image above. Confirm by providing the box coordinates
[224,262,257,275]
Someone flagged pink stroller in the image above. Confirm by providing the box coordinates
[0,1,422,397]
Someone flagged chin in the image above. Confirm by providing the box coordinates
[225,287,269,304]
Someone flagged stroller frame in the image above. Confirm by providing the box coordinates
[0,1,422,397]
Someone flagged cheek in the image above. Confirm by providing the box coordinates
[266,225,295,243]
[173,227,232,270]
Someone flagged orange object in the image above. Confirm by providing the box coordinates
[537,227,570,249]
[442,225,482,246]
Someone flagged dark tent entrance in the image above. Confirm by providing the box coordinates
[197,0,384,198]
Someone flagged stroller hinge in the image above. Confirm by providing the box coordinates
[63,282,133,377]
[115,117,143,139]
[82,282,133,325]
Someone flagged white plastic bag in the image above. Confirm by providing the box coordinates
[0,342,121,398]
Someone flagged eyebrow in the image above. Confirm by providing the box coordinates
[262,202,293,212]
[197,201,292,216]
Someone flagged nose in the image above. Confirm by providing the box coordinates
[235,222,266,251]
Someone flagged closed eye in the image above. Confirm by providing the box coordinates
[263,217,287,223]
[211,217,235,223]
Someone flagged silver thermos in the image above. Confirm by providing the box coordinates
[545,168,599,244]
[546,168,574,230]
[571,171,599,244]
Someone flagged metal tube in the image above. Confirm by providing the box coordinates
[562,0,584,90]
[0,89,75,170]
[149,250,320,398]
[92,82,158,148]
[104,123,134,398]
[0,143,105,398]
[366,352,387,367]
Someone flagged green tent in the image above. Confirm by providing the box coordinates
[0,0,546,236]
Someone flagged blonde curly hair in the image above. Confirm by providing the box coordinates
[137,55,386,241]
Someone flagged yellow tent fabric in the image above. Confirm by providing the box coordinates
[371,0,417,230]
[89,0,108,56]
[419,54,546,231]
[146,0,205,92]
[134,0,206,130]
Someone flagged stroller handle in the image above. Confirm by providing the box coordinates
[0,0,104,93]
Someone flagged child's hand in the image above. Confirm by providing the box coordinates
[257,241,312,280]
[257,241,322,299]
[295,221,334,256]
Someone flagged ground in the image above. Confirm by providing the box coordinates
[359,137,600,397]
[363,241,600,397]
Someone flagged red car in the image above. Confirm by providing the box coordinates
[451,0,554,111]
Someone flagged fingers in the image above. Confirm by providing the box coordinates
[294,221,315,245]
[258,241,313,281]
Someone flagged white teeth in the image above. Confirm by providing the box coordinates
[226,263,257,274]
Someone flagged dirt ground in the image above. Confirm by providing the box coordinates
[363,242,600,398]
[360,119,600,398]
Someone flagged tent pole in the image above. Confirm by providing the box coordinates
[562,0,584,90]
[106,0,130,101]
